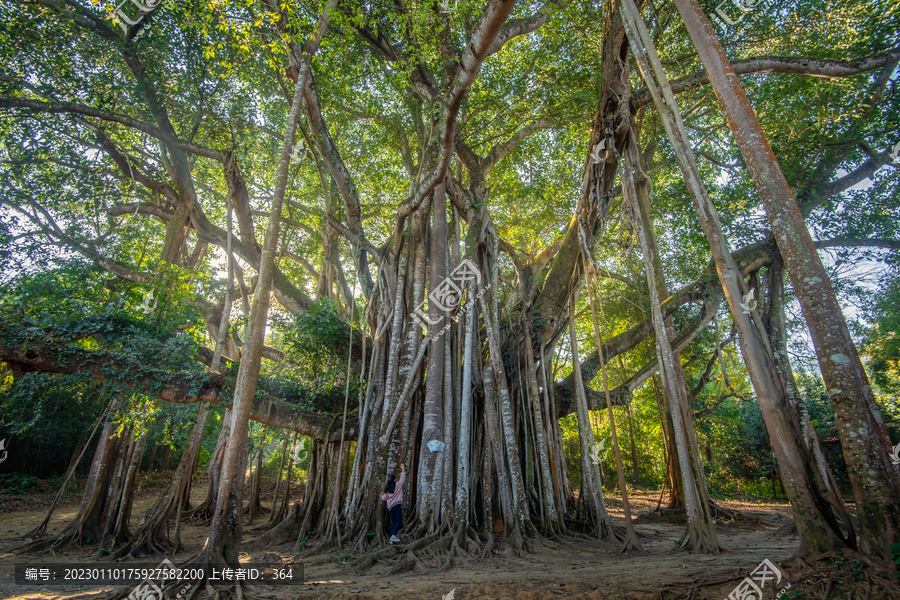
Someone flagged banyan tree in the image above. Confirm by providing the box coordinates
[1,0,899,585]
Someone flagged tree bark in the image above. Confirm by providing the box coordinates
[116,402,210,558]
[618,0,850,555]
[188,410,230,524]
[671,0,900,559]
[19,398,123,552]
[101,430,148,549]
[586,273,643,551]
[620,141,718,552]
[568,297,616,539]
[160,445,170,472]
[417,183,448,525]
[26,390,114,538]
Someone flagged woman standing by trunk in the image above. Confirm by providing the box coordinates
[380,463,405,544]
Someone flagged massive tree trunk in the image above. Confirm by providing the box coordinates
[116,403,210,558]
[417,183,448,528]
[618,0,850,555]
[568,298,616,539]
[621,139,719,552]
[19,398,123,552]
[198,6,333,563]
[671,0,900,560]
[764,257,856,545]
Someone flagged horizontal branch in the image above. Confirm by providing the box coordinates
[552,237,777,418]
[108,202,174,224]
[0,97,226,161]
[634,50,900,108]
[0,326,353,442]
[485,0,572,57]
[814,236,900,250]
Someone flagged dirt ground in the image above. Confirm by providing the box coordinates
[0,483,891,600]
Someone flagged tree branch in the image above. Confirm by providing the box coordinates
[0,97,226,161]
[814,236,900,250]
[484,0,573,57]
[634,50,900,108]
[0,327,352,441]
[483,118,555,172]
[107,202,174,224]
[394,0,520,223]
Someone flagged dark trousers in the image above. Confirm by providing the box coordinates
[389,504,403,537]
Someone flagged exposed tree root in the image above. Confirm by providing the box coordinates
[777,552,900,599]
[377,553,428,578]
[618,527,646,554]
[481,531,496,559]
[773,510,858,541]
[707,500,742,521]
[421,533,452,555]
[240,519,301,550]
[349,545,399,573]
[773,519,797,537]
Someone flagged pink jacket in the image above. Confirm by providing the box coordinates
[380,471,405,510]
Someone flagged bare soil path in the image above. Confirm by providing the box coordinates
[0,486,886,599]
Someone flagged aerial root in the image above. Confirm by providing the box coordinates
[618,529,647,554]
[507,523,525,557]
[779,551,900,600]
[449,537,473,560]
[409,514,435,541]
[530,533,561,551]
[15,528,78,554]
[544,530,566,545]
[346,519,569,576]
[350,554,378,573]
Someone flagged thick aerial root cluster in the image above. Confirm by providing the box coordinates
[341,519,582,579]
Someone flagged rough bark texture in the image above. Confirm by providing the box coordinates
[618,0,851,555]
[670,0,900,560]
